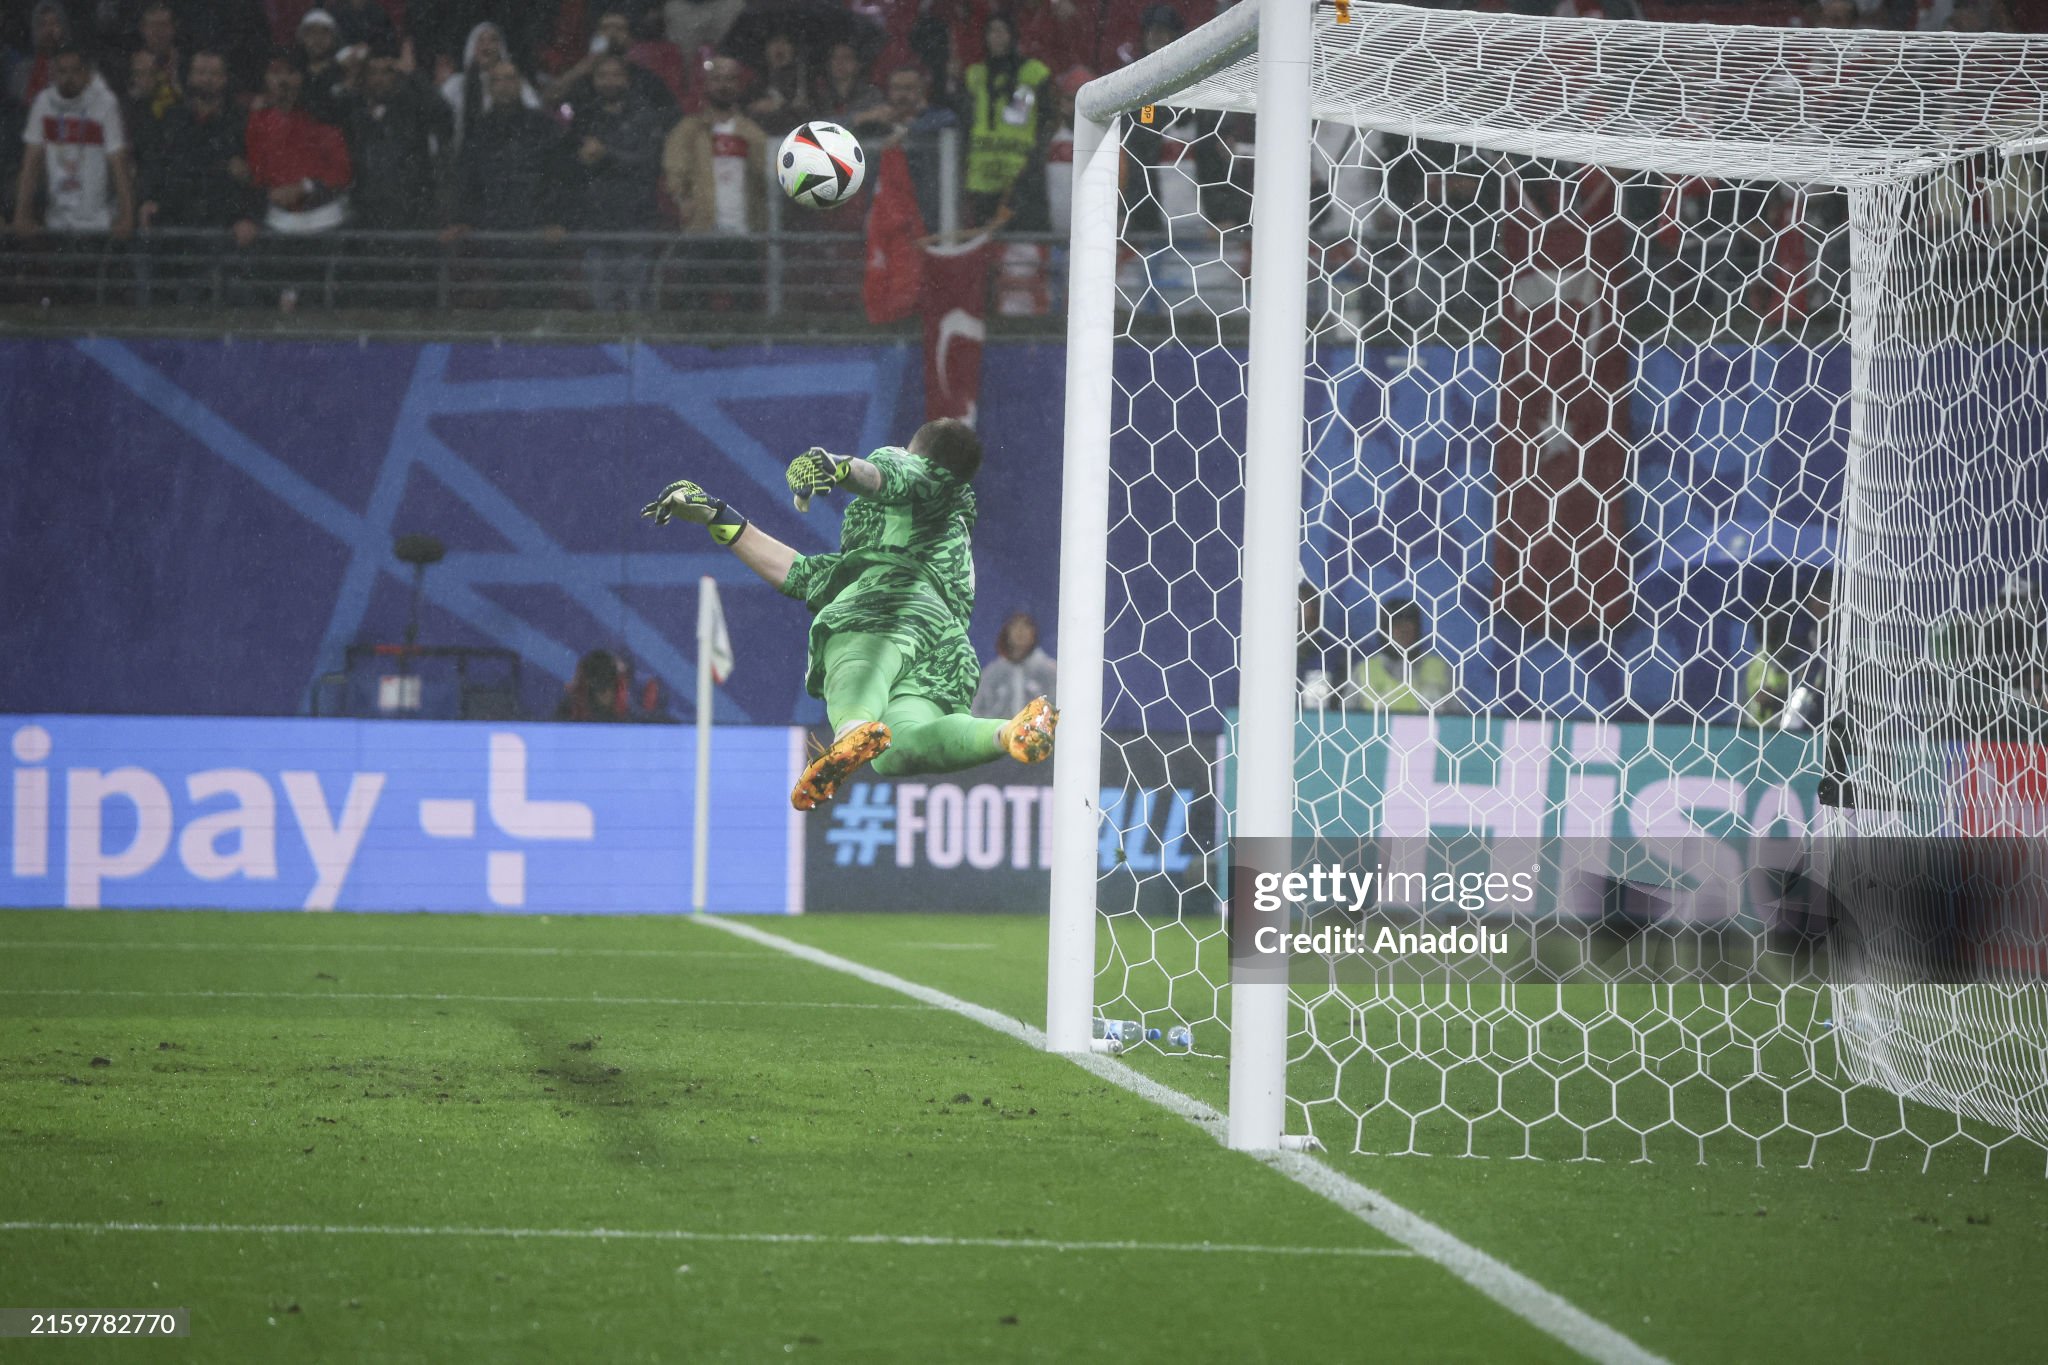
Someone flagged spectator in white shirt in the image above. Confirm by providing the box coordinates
[973,612,1058,720]
[662,55,767,311]
[441,22,540,154]
[13,43,134,238]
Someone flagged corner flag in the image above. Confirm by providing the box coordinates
[699,577,734,685]
[693,575,732,911]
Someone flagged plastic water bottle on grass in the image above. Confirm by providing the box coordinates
[1091,1018,1160,1054]
[1165,1025,1194,1052]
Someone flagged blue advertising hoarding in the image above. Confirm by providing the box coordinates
[1,716,797,914]
[0,336,1870,731]
[802,734,1219,914]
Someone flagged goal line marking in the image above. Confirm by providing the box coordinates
[0,987,929,1011]
[692,914,1672,1365]
[0,1220,1413,1260]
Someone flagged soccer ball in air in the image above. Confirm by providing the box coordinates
[776,121,866,210]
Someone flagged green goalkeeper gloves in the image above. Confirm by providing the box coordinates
[641,479,748,546]
[785,447,851,511]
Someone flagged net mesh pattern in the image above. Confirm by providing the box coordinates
[1086,6,2048,1170]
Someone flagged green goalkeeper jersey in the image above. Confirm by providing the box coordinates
[778,446,982,713]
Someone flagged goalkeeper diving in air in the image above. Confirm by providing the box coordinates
[642,417,1058,811]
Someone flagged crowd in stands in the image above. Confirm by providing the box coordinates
[0,0,1175,306]
[0,0,2035,313]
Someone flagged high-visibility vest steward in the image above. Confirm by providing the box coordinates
[1353,651,1453,714]
[964,58,1051,196]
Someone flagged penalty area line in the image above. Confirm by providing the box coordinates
[0,1221,1413,1260]
[691,913,1672,1365]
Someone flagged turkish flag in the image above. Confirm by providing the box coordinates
[863,144,926,325]
[1492,166,1633,636]
[919,234,995,424]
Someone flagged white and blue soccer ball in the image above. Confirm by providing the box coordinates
[776,121,867,210]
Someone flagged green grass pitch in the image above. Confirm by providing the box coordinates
[2,909,2046,1363]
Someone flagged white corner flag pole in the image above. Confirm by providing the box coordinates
[693,575,731,913]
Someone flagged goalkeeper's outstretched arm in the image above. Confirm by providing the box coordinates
[726,525,796,587]
[641,479,796,588]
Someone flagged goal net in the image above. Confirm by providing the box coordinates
[1048,0,2048,1169]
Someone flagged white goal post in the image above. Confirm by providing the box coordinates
[1048,0,2048,1165]
[1047,0,1303,1155]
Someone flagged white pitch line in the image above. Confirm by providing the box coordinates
[692,914,1672,1365]
[0,1221,1413,1260]
[0,940,766,960]
[0,988,928,1011]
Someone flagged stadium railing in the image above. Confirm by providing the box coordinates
[13,209,2022,347]
[0,225,1076,340]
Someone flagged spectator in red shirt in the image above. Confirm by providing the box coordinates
[243,49,352,234]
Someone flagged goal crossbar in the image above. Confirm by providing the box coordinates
[1077,0,2048,186]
